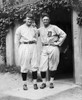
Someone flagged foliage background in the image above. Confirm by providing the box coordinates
[0,0,82,63]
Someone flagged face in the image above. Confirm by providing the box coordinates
[42,16,50,26]
[25,17,33,26]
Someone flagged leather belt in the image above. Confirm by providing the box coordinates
[20,41,37,44]
[42,43,58,47]
[42,44,49,46]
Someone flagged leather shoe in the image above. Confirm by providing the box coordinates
[40,83,46,89]
[34,84,38,90]
[23,84,28,90]
[49,83,54,89]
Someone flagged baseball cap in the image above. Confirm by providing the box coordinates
[41,13,50,19]
[26,13,34,19]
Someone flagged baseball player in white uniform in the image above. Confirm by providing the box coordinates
[15,13,38,90]
[38,13,67,89]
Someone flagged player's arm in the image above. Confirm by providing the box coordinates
[15,27,21,48]
[37,28,40,37]
[34,28,40,42]
[53,26,67,46]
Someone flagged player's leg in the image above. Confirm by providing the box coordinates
[40,71,47,89]
[21,72,28,90]
[39,49,48,89]
[49,70,56,88]
[49,46,60,88]
[21,64,29,90]
[31,44,38,90]
[32,71,38,89]
[19,44,30,90]
[21,64,28,90]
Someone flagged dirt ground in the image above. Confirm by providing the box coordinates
[0,73,82,100]
[0,73,33,91]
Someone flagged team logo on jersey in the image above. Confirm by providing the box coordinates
[47,31,52,37]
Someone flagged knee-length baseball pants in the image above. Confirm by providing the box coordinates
[39,46,60,72]
[18,44,37,73]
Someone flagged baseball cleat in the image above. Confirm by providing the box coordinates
[23,84,28,90]
[40,83,46,89]
[49,83,54,89]
[34,84,38,90]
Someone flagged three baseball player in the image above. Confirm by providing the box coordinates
[15,13,66,90]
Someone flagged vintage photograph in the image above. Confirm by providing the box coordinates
[0,0,82,100]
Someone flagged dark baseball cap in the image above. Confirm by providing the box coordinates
[41,13,50,19]
[26,13,34,19]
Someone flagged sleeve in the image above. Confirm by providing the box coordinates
[34,28,40,40]
[37,28,40,37]
[14,27,21,48]
[53,26,67,46]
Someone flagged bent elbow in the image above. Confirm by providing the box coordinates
[64,33,67,39]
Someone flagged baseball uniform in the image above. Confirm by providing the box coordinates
[15,24,38,73]
[39,24,67,72]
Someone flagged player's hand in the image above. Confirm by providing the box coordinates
[50,42,59,46]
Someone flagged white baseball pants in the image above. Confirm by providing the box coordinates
[39,46,60,71]
[18,44,38,73]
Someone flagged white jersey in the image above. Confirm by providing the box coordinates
[39,24,67,71]
[15,24,38,47]
[39,24,66,46]
[15,24,38,72]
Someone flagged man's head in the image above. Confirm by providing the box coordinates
[25,13,34,26]
[42,13,50,27]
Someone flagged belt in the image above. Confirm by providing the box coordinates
[20,41,37,44]
[42,44,49,46]
[42,43,58,47]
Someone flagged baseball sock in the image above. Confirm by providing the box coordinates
[21,73,27,85]
[32,71,37,84]
[49,70,56,83]
[41,71,46,83]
